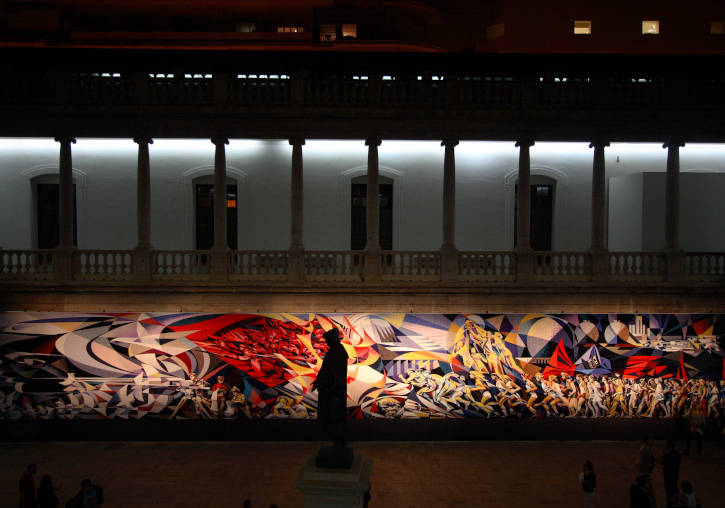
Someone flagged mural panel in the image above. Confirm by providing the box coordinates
[0,312,723,421]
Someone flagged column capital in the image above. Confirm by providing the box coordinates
[133,136,154,145]
[288,137,306,146]
[54,136,76,144]
[211,137,229,146]
[515,139,535,148]
[441,138,459,148]
[589,141,610,149]
[662,140,685,149]
[365,137,381,147]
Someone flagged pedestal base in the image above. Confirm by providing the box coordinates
[316,445,354,469]
[295,452,372,508]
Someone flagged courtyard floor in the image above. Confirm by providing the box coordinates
[1,439,723,508]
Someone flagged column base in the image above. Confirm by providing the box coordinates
[590,248,610,282]
[288,244,306,282]
[132,247,152,281]
[516,249,534,282]
[440,244,459,282]
[295,452,372,508]
[363,249,381,283]
[666,248,685,282]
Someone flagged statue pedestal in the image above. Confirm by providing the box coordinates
[295,452,372,508]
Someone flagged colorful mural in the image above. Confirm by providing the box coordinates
[0,312,723,421]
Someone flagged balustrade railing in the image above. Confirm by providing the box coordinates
[229,251,288,280]
[305,78,369,106]
[153,250,212,280]
[304,251,365,281]
[534,252,591,280]
[1,249,722,284]
[229,76,291,106]
[685,253,725,280]
[458,252,516,281]
[74,250,132,280]
[609,252,666,280]
[1,68,721,112]
[381,251,440,281]
[0,250,55,280]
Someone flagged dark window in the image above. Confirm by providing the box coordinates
[195,184,238,249]
[514,184,553,251]
[351,178,393,250]
[36,183,77,249]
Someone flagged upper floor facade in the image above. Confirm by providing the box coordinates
[1,0,724,54]
[0,48,723,313]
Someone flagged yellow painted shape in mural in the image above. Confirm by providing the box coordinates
[342,342,358,361]
[280,313,310,327]
[505,331,525,347]
[382,313,406,328]
[396,351,450,363]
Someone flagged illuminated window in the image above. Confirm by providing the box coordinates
[574,21,591,35]
[319,24,337,41]
[486,23,504,39]
[712,21,725,35]
[236,22,256,33]
[342,24,357,39]
[277,26,304,33]
[642,20,660,34]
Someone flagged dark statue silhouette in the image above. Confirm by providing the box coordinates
[312,327,353,468]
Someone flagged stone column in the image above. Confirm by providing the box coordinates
[590,141,610,281]
[211,137,230,280]
[54,136,76,282]
[664,140,685,280]
[441,139,459,282]
[133,137,153,280]
[288,138,306,282]
[515,139,534,280]
[364,138,382,282]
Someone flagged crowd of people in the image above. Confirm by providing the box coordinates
[18,463,103,508]
[579,436,707,508]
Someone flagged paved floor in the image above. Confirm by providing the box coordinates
[1,440,723,508]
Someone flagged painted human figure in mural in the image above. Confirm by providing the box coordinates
[312,328,349,448]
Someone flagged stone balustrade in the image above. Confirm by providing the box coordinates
[2,248,722,285]
[304,251,365,281]
[74,250,132,281]
[458,252,516,281]
[0,67,722,114]
[534,251,591,280]
[609,252,666,281]
[380,251,441,281]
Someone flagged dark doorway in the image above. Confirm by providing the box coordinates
[351,178,393,250]
[514,184,553,251]
[37,183,77,249]
[195,184,238,249]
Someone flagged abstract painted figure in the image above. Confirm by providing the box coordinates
[312,328,349,448]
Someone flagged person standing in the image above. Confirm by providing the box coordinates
[630,475,650,508]
[637,436,656,508]
[661,439,682,508]
[578,460,596,508]
[37,474,60,508]
[18,462,37,508]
